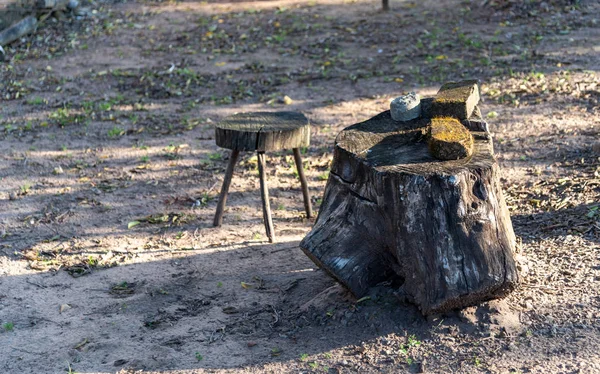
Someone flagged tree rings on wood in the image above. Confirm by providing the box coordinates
[215,112,310,152]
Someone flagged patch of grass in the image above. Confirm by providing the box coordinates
[140,155,150,163]
[299,353,309,361]
[19,182,31,195]
[197,192,212,207]
[407,334,421,348]
[81,101,95,114]
[3,123,16,133]
[87,255,97,266]
[317,171,329,181]
[3,322,14,331]
[26,96,45,105]
[208,152,222,161]
[98,102,112,112]
[195,352,203,361]
[107,126,124,138]
[163,143,184,160]
[49,107,84,127]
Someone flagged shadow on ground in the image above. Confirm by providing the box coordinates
[1,239,426,372]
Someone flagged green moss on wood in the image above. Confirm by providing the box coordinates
[428,117,474,160]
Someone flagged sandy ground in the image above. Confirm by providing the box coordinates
[0,0,599,373]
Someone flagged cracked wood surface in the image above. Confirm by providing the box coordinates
[301,111,519,314]
[215,111,310,152]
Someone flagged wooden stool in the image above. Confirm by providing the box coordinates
[213,112,312,242]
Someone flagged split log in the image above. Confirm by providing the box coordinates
[0,15,36,47]
[300,111,518,315]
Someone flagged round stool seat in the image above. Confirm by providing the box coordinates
[213,111,313,242]
[215,112,310,152]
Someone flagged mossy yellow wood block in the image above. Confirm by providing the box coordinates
[428,117,474,160]
[431,80,480,120]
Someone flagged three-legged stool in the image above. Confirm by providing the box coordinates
[213,112,312,243]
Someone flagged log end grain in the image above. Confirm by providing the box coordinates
[215,111,310,152]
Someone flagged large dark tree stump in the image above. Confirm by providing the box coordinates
[300,111,518,315]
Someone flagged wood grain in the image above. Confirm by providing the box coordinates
[300,110,518,314]
[215,112,310,152]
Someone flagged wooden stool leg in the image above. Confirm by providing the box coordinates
[293,148,313,218]
[257,151,275,243]
[213,149,240,227]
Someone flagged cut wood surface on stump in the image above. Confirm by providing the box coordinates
[301,81,519,315]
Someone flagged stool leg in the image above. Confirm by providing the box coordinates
[257,151,275,243]
[293,148,313,218]
[213,149,240,227]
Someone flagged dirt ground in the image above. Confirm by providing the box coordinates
[0,0,599,372]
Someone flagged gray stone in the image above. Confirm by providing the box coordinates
[390,92,421,122]
[67,0,79,10]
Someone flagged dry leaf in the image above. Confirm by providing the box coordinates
[240,282,254,289]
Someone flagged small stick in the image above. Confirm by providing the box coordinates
[25,279,47,288]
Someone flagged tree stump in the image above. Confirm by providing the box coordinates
[300,93,518,314]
